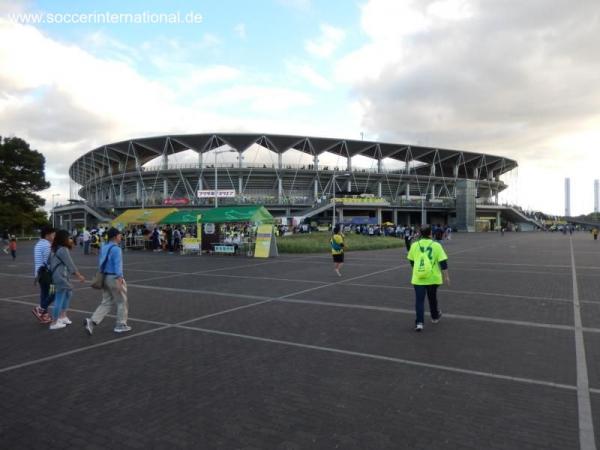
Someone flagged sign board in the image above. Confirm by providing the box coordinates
[204,223,215,234]
[254,224,278,258]
[163,198,190,206]
[197,190,236,198]
[213,245,235,254]
[196,215,202,250]
[182,237,201,253]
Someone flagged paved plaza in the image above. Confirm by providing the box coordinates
[1,232,599,449]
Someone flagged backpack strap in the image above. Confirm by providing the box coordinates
[100,245,115,273]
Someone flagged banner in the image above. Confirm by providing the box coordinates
[197,190,236,198]
[254,224,278,258]
[182,238,201,252]
[196,214,202,246]
[163,197,190,206]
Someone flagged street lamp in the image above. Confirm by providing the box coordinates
[51,193,61,228]
[332,173,350,230]
[214,149,237,208]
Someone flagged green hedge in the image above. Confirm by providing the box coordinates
[277,232,404,253]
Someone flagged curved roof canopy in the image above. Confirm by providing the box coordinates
[69,133,518,185]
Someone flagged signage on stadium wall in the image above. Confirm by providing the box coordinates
[204,223,215,234]
[197,190,236,198]
[163,198,190,206]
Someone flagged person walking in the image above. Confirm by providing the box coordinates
[84,228,131,335]
[9,237,17,261]
[592,227,598,241]
[32,226,56,323]
[82,228,91,255]
[330,224,345,277]
[407,225,450,332]
[403,225,413,251]
[48,230,86,330]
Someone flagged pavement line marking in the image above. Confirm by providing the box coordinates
[176,325,577,392]
[570,236,597,450]
[345,282,574,304]
[276,298,576,331]
[0,298,270,375]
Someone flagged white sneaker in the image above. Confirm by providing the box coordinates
[414,323,424,332]
[114,324,132,333]
[49,322,67,330]
[335,269,341,277]
[59,317,72,325]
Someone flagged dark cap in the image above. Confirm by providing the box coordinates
[107,227,122,239]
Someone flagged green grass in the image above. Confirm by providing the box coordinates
[277,232,404,253]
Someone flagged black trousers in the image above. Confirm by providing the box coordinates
[414,284,440,324]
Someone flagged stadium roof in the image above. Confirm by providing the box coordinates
[69,133,518,185]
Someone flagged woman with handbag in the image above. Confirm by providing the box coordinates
[49,230,86,330]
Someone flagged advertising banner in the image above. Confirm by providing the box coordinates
[163,198,190,206]
[197,190,236,198]
[254,224,278,258]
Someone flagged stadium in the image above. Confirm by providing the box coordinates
[54,133,536,231]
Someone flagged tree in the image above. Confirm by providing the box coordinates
[0,136,51,232]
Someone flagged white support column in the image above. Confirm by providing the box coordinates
[377,158,383,173]
[313,154,319,171]
[198,151,203,168]
[346,155,352,192]
[496,210,501,230]
[405,183,410,200]
[162,153,168,170]
[119,183,124,203]
[278,178,283,203]
[376,208,382,225]
[394,210,399,225]
[431,184,436,199]
[378,181,382,198]
[162,152,169,198]
[136,181,141,202]
[473,167,479,179]
[453,164,459,178]
[278,153,283,170]
[238,176,243,195]
[163,179,168,198]
[338,207,344,225]
[314,176,319,201]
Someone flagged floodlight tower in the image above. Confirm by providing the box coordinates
[565,178,571,217]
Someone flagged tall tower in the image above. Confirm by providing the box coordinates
[595,179,599,213]
[565,178,571,217]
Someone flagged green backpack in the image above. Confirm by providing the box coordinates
[414,242,433,279]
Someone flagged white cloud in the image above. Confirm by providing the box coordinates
[287,62,332,90]
[305,24,345,58]
[333,0,600,214]
[0,18,321,208]
[234,23,246,39]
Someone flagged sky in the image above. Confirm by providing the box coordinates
[0,0,599,215]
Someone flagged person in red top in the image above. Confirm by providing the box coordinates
[9,237,16,261]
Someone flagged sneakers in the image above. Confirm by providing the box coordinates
[40,313,52,324]
[432,312,442,324]
[335,269,342,277]
[415,323,424,332]
[114,324,132,333]
[49,322,67,330]
[32,307,52,324]
[59,316,72,325]
[84,318,95,335]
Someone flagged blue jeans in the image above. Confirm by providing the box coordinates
[40,283,55,312]
[414,285,440,324]
[84,241,90,254]
[52,290,73,321]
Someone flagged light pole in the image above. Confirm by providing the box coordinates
[51,193,61,228]
[214,149,237,208]
[331,173,350,230]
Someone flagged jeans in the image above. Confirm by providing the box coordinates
[40,283,55,312]
[52,289,73,321]
[84,241,90,254]
[414,285,440,324]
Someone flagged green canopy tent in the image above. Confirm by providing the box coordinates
[159,209,206,225]
[196,205,274,224]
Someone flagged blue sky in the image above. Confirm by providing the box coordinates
[1,0,600,215]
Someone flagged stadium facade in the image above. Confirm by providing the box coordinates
[54,133,535,231]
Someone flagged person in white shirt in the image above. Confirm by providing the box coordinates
[82,228,91,255]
